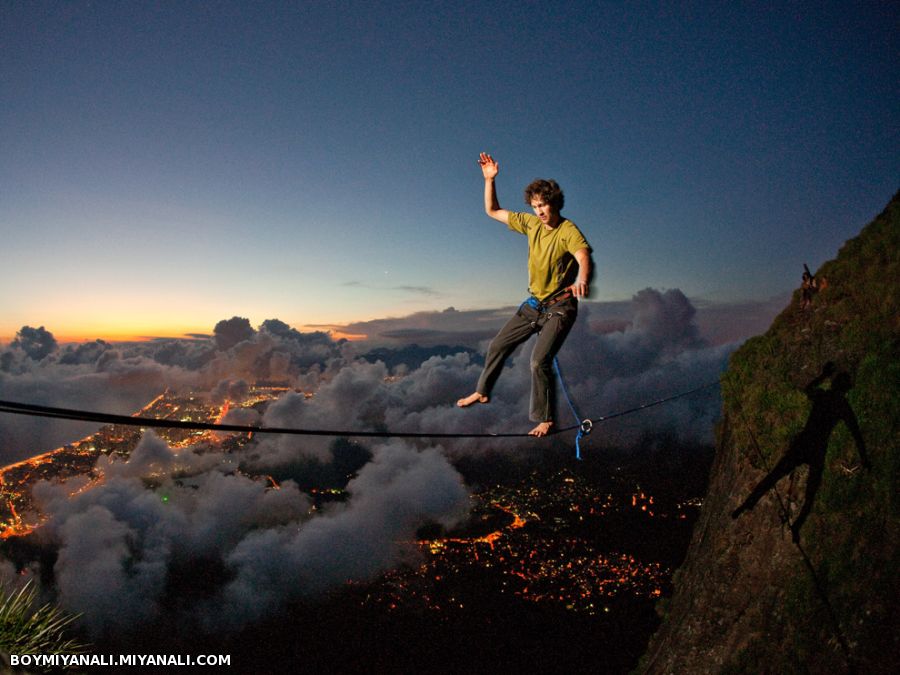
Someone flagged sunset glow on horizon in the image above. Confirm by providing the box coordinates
[0,324,371,346]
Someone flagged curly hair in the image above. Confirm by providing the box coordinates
[524,179,564,211]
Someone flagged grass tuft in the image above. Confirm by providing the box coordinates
[0,580,87,657]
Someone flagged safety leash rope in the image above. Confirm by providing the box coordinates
[552,356,591,460]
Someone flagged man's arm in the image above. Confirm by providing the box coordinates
[479,152,511,224]
[571,248,592,298]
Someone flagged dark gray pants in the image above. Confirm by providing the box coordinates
[476,297,578,422]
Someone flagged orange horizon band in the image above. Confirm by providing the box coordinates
[1,328,368,345]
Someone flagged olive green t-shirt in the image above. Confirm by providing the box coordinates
[508,212,591,301]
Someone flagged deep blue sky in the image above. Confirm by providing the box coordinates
[1,1,897,339]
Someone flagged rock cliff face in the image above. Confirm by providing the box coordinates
[641,193,899,673]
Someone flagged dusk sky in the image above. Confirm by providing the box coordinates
[2,1,897,342]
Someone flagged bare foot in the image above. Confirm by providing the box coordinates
[528,421,554,437]
[457,392,489,408]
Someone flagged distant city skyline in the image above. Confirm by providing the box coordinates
[2,2,897,342]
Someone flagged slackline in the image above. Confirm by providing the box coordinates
[0,382,718,440]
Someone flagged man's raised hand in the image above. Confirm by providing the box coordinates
[479,152,499,180]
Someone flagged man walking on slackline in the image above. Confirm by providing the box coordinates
[457,152,593,437]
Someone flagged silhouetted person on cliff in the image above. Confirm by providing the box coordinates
[800,263,827,310]
[732,362,870,542]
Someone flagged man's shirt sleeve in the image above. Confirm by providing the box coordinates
[563,223,591,255]
[507,212,532,235]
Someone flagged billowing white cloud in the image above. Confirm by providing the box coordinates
[33,439,309,636]
[30,433,466,638]
[211,441,468,629]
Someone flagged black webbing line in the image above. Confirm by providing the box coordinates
[0,380,719,441]
[0,401,527,439]
[554,381,720,432]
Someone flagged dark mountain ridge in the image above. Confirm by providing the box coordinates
[642,191,899,673]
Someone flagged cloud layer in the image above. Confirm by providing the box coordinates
[1,290,776,464]
[0,289,779,643]
[0,289,777,463]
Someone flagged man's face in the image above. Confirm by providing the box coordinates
[530,197,558,226]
